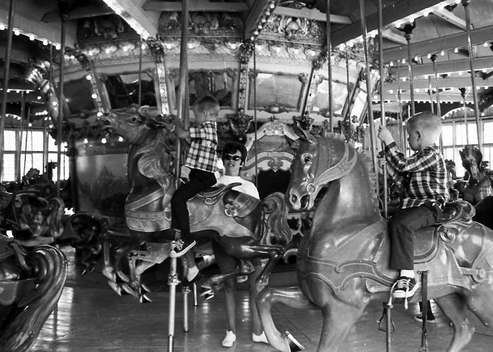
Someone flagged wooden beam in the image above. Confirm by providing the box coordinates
[143,0,248,12]
[382,29,407,45]
[384,24,493,62]
[392,56,493,76]
[380,92,472,102]
[100,0,158,39]
[42,6,114,22]
[433,8,466,30]
[332,0,443,45]
[384,74,493,91]
[273,6,351,24]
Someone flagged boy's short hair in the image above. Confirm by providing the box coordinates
[193,96,220,116]
[221,141,248,163]
[406,111,442,143]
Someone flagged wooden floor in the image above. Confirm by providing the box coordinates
[32,247,493,352]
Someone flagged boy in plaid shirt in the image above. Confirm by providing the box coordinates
[172,96,219,281]
[378,112,449,299]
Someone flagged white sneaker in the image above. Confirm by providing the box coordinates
[252,331,268,344]
[186,265,199,282]
[222,330,236,348]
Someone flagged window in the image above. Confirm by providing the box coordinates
[2,129,69,182]
[441,119,493,178]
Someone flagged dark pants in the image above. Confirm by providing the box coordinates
[171,168,216,237]
[389,205,437,270]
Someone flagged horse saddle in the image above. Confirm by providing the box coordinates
[414,200,475,264]
[222,189,260,218]
[195,183,240,205]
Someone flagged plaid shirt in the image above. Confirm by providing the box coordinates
[385,142,449,209]
[185,121,218,173]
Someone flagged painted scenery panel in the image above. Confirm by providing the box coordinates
[248,73,302,110]
[309,80,347,115]
[76,147,128,218]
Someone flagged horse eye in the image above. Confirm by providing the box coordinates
[301,153,312,164]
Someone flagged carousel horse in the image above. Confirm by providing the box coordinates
[459,145,493,229]
[257,132,493,352]
[100,107,290,302]
[0,235,67,351]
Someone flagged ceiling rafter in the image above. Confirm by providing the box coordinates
[42,5,114,22]
[273,6,351,24]
[392,56,493,77]
[143,0,248,12]
[384,24,493,62]
[433,7,466,30]
[332,0,444,46]
[245,0,276,39]
[382,29,407,45]
[384,75,493,91]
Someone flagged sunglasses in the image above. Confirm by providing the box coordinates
[223,154,242,161]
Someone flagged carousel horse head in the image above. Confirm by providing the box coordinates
[101,106,174,145]
[287,132,358,211]
[460,145,483,181]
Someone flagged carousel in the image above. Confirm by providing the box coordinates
[1,0,493,351]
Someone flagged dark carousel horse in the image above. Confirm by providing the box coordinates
[257,132,493,352]
[459,145,493,229]
[0,235,67,351]
[100,107,290,303]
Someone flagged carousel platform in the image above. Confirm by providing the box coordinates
[31,247,493,352]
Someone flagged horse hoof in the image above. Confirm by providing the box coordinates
[102,267,116,282]
[107,281,122,296]
[140,293,152,304]
[141,282,151,293]
[285,331,304,351]
[122,283,139,298]
[116,270,130,283]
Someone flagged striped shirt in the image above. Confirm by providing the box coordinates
[185,121,218,173]
[384,142,449,209]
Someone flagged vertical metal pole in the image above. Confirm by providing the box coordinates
[326,0,333,131]
[57,17,66,195]
[377,0,388,218]
[396,62,405,149]
[175,0,189,187]
[462,0,482,150]
[421,271,429,352]
[183,285,190,332]
[138,37,143,106]
[359,0,379,184]
[168,253,177,352]
[253,44,258,186]
[427,76,434,115]
[346,43,350,101]
[300,66,314,117]
[432,55,444,153]
[460,88,469,145]
[405,28,415,116]
[193,282,198,306]
[0,0,15,182]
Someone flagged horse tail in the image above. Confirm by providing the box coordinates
[258,192,292,247]
[0,245,67,352]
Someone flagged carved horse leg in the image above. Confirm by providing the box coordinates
[467,283,493,327]
[257,286,313,351]
[435,293,475,352]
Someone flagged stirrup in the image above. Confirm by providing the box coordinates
[170,240,196,258]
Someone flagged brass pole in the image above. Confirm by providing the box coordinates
[174,0,189,187]
[431,55,444,153]
[403,23,416,116]
[459,87,469,145]
[0,0,15,181]
[396,62,404,149]
[138,37,143,106]
[326,0,333,131]
[253,43,258,186]
[377,0,388,218]
[462,0,482,150]
[359,0,379,183]
[57,16,66,196]
[300,65,314,117]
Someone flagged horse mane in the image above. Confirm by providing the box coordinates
[257,192,292,246]
[321,132,379,210]
[133,127,176,188]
